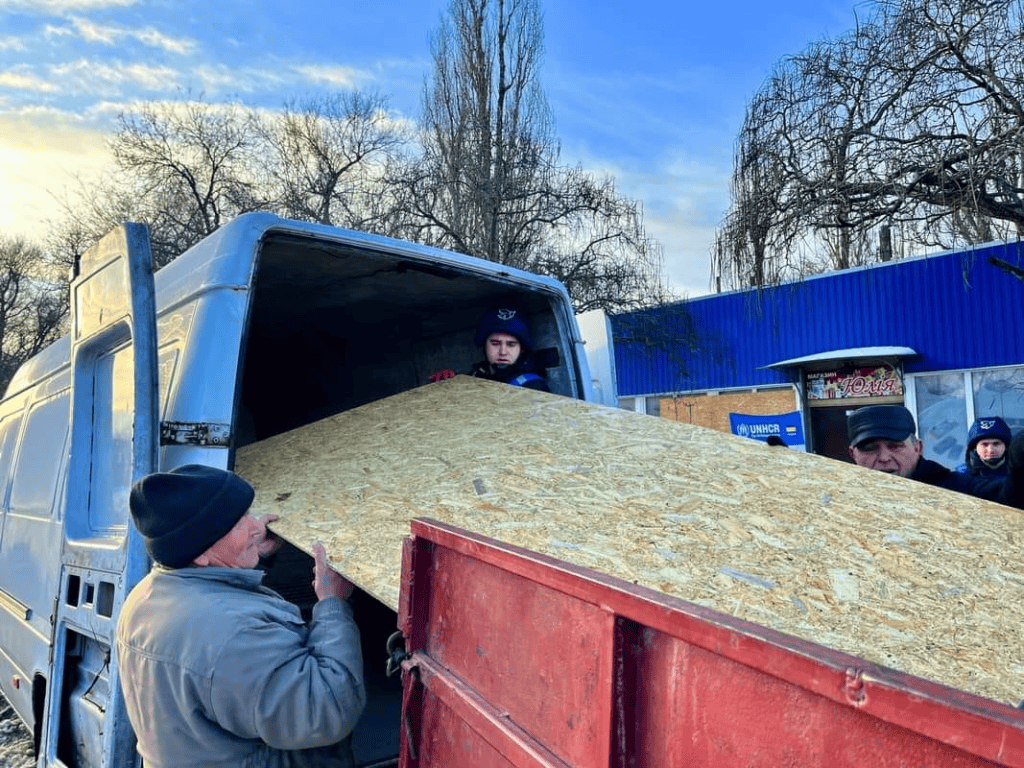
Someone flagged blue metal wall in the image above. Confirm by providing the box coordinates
[612,241,1024,397]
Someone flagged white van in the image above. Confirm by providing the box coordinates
[0,212,592,767]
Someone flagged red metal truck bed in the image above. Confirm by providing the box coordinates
[395,518,1024,767]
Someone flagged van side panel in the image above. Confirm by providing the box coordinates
[0,403,33,726]
[1,388,70,648]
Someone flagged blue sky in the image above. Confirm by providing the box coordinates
[0,0,863,297]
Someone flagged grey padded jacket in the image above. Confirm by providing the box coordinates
[116,565,366,768]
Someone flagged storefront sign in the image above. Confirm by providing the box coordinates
[806,364,903,400]
[729,411,805,449]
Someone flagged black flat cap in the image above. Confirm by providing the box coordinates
[847,405,916,448]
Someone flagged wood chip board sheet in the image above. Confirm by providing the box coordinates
[234,375,1024,706]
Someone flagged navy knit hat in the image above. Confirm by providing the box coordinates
[847,405,917,448]
[967,416,1012,452]
[129,464,255,568]
[474,307,534,350]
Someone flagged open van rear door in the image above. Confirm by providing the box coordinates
[40,224,159,766]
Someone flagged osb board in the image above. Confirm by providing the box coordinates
[234,375,1024,706]
[661,388,797,432]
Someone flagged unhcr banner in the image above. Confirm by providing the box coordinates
[729,411,805,450]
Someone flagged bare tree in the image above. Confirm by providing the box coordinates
[54,91,411,266]
[392,0,667,311]
[714,0,1024,291]
[260,92,409,231]
[48,170,149,269]
[109,95,269,264]
[0,236,68,394]
[879,0,1024,240]
[48,6,668,311]
[713,90,790,290]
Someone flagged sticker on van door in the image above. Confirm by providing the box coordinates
[160,422,231,446]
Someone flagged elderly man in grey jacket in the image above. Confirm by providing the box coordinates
[116,464,365,768]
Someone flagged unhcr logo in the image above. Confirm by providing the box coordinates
[736,423,781,438]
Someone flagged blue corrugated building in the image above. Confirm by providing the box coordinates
[609,240,1024,467]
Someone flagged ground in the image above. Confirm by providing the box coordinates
[0,693,32,768]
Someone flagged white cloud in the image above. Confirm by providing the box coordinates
[71,17,119,44]
[188,63,268,93]
[42,23,75,39]
[80,98,138,120]
[3,57,364,104]
[67,16,195,54]
[646,210,717,299]
[572,150,726,299]
[133,26,193,55]
[0,0,136,13]
[0,36,26,51]
[66,17,117,44]
[41,16,195,54]
[293,64,367,89]
[116,61,182,90]
[0,68,60,92]
[50,58,182,93]
[173,62,375,97]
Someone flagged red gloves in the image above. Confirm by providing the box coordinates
[429,369,457,382]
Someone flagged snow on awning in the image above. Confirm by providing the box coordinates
[764,346,918,369]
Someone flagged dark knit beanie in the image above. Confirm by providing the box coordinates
[129,464,255,568]
[967,416,1012,452]
[474,307,535,350]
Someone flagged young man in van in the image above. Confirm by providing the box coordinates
[430,307,550,391]
[116,464,365,767]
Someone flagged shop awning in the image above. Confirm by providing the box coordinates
[764,346,918,370]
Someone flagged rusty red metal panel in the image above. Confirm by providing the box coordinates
[404,654,574,768]
[398,518,1024,768]
[622,624,1006,767]
[404,531,615,766]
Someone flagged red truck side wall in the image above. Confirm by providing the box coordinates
[397,519,1024,768]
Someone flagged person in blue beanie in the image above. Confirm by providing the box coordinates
[430,306,550,392]
[955,416,1013,478]
[116,464,366,768]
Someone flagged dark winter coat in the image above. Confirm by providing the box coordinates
[911,456,1004,502]
[954,451,1009,478]
[469,356,549,392]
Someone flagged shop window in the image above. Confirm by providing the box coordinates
[914,373,967,468]
[972,369,1024,434]
[912,366,1024,469]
